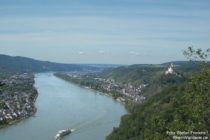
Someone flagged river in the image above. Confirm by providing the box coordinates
[0,73,126,140]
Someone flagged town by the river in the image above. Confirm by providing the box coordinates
[0,73,126,140]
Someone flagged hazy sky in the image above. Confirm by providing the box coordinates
[0,0,210,64]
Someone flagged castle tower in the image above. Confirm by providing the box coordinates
[165,64,174,75]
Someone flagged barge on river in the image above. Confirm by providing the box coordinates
[55,128,75,139]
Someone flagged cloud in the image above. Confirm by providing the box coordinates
[128,51,140,56]
[78,51,85,55]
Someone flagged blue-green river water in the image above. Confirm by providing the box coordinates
[0,73,126,140]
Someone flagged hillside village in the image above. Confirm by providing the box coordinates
[55,72,149,103]
[93,76,148,102]
[55,64,181,103]
[0,74,37,126]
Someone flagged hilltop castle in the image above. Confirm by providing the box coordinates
[165,64,174,75]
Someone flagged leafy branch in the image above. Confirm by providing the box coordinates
[183,46,210,67]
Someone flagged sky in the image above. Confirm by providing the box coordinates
[0,0,210,64]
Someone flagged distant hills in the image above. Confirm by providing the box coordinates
[100,61,200,86]
[98,61,201,97]
[0,53,200,79]
[0,54,120,74]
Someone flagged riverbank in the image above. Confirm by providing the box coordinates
[0,73,127,140]
[54,73,129,105]
[0,74,38,129]
[0,107,37,129]
[53,72,143,116]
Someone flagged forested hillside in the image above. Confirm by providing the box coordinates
[99,62,200,97]
[0,54,115,74]
[106,48,210,140]
[106,68,210,139]
[100,62,199,85]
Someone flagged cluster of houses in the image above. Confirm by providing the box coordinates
[62,72,148,103]
[0,73,32,85]
[0,74,35,123]
[90,76,148,102]
[121,84,147,102]
[66,72,90,78]
[93,78,120,91]
[0,92,34,122]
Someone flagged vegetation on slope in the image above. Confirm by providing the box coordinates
[100,62,199,86]
[0,54,115,73]
[99,62,199,97]
[106,47,210,140]
[107,69,210,139]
